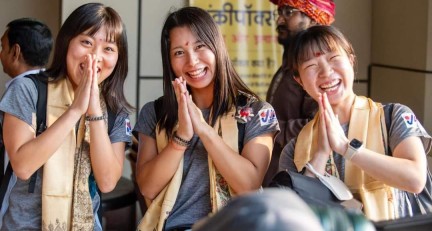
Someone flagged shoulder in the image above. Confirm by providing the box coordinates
[133,100,159,138]
[385,103,432,152]
[138,101,156,118]
[250,100,275,113]
[386,103,417,126]
[1,76,38,104]
[8,76,38,91]
[251,100,277,124]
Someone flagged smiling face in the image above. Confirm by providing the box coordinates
[295,46,355,107]
[169,26,216,93]
[66,26,118,89]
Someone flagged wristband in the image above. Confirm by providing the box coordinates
[171,140,187,151]
[344,139,363,161]
[85,114,107,121]
[173,132,191,147]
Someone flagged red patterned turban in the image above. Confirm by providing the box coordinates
[270,0,335,25]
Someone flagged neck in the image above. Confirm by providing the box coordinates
[331,94,356,124]
[12,66,42,78]
[191,88,213,109]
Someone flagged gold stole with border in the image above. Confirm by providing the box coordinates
[137,107,238,231]
[294,96,396,221]
[42,77,96,231]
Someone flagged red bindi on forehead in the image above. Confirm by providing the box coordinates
[314,52,322,57]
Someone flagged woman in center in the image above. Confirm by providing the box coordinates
[134,6,279,231]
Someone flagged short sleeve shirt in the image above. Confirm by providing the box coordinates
[279,103,432,218]
[134,99,280,229]
[0,77,132,230]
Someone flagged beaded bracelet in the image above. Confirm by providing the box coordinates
[85,114,107,121]
[173,132,191,147]
[171,140,187,150]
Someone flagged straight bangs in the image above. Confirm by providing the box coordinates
[85,9,124,45]
[290,26,355,73]
[297,36,340,65]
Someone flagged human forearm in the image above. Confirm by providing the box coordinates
[89,119,124,192]
[198,125,272,194]
[136,139,186,200]
[5,108,82,179]
[349,143,427,193]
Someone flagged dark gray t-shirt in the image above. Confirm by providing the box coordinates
[134,99,280,229]
[279,103,432,218]
[0,77,132,231]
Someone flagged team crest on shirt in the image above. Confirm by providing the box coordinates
[258,108,277,126]
[401,112,418,128]
[125,119,132,136]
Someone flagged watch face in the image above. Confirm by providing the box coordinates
[350,139,363,149]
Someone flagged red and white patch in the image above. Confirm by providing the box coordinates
[401,112,418,128]
[125,119,132,136]
[258,108,277,126]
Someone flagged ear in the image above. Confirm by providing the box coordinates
[348,54,355,66]
[11,44,21,61]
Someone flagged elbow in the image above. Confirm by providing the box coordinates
[402,172,426,194]
[15,171,34,181]
[232,182,261,195]
[139,187,157,201]
[99,183,116,193]
[408,178,426,194]
[98,179,119,193]
[11,164,35,181]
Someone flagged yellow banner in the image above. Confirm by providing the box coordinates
[189,0,282,99]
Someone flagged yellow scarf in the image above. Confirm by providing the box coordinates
[137,107,238,231]
[42,77,97,230]
[294,96,396,221]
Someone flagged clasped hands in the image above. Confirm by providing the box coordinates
[70,54,103,117]
[172,77,207,141]
[316,92,350,159]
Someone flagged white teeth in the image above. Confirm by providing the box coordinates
[188,68,205,78]
[320,79,340,92]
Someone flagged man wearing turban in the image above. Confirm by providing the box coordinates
[264,0,335,186]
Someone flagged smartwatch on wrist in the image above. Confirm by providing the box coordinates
[344,138,363,160]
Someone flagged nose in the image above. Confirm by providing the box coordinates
[318,62,333,78]
[276,15,285,25]
[92,47,103,62]
[187,52,198,67]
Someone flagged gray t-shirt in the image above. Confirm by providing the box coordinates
[134,99,280,229]
[279,103,432,218]
[0,76,132,231]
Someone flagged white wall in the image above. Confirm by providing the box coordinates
[137,0,187,115]
[333,0,372,96]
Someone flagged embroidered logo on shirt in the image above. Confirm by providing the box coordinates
[125,119,132,136]
[401,112,418,128]
[258,108,276,126]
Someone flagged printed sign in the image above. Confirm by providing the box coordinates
[189,0,282,99]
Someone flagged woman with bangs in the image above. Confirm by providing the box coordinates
[278,25,431,221]
[0,3,132,230]
[134,6,279,231]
